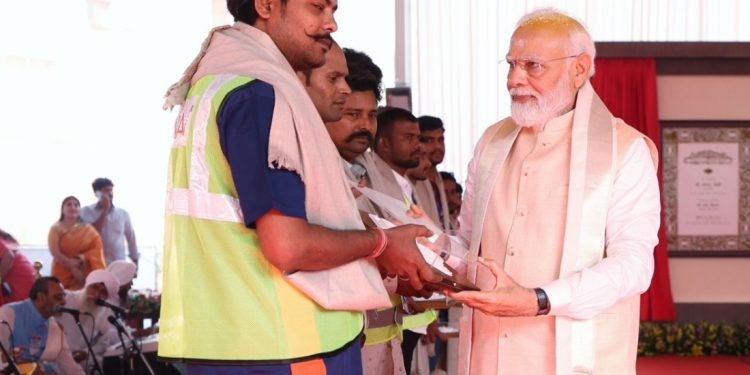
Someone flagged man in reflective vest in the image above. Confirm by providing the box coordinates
[159,1,440,374]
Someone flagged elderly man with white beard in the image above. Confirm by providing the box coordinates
[445,8,661,375]
[57,269,120,372]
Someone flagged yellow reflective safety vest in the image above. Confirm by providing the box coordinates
[159,74,363,362]
[364,297,437,346]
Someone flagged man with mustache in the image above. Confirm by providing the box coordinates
[305,46,410,375]
[322,48,378,166]
[311,47,380,216]
[446,8,661,375]
[0,277,84,375]
[160,0,439,373]
[359,107,424,205]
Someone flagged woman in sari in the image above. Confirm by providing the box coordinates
[48,196,106,290]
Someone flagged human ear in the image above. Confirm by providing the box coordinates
[377,138,389,155]
[573,54,592,88]
[255,0,273,20]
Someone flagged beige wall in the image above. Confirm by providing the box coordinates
[658,76,750,121]
[658,75,750,303]
[669,258,750,302]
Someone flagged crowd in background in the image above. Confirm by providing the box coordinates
[0,178,143,374]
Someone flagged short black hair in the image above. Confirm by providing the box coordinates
[439,171,456,183]
[374,107,417,151]
[343,48,383,102]
[30,276,61,300]
[92,177,113,192]
[418,115,444,133]
[227,0,288,25]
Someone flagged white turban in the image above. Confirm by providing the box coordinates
[85,269,119,300]
[108,260,137,286]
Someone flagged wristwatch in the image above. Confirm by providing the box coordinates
[534,288,550,315]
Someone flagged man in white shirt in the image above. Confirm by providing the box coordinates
[446,8,660,375]
[80,178,139,266]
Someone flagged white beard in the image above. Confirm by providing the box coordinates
[510,75,575,129]
[81,298,102,314]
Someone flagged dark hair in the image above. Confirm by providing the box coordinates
[92,177,113,192]
[418,115,444,133]
[343,48,383,102]
[227,0,288,25]
[58,196,82,222]
[439,171,457,183]
[374,107,417,152]
[0,229,17,244]
[30,276,61,300]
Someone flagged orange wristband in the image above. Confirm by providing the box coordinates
[368,228,388,259]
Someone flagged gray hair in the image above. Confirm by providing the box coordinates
[516,8,596,77]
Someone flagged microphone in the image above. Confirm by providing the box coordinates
[95,299,128,316]
[55,306,81,317]
[107,315,128,335]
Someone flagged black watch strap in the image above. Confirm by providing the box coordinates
[534,288,550,315]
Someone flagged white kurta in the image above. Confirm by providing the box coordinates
[458,110,660,374]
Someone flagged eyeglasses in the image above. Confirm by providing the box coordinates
[504,54,582,78]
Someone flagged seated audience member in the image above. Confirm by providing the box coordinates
[107,260,136,306]
[57,270,119,373]
[0,276,84,375]
[48,196,106,290]
[0,229,36,305]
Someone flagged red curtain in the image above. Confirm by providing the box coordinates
[591,58,676,321]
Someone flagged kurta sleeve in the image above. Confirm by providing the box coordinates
[543,139,659,319]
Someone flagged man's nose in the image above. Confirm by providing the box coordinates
[323,12,337,33]
[507,65,527,88]
[365,119,376,133]
[340,81,351,95]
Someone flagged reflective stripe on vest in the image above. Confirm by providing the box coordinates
[166,74,242,223]
[165,188,243,223]
[159,74,363,362]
